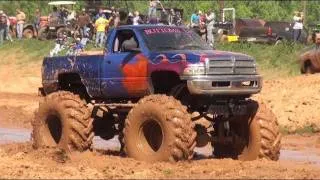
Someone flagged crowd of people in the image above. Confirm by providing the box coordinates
[0,0,306,51]
[0,9,25,45]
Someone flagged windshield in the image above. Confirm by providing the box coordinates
[140,27,211,51]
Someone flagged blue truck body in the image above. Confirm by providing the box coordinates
[41,25,261,99]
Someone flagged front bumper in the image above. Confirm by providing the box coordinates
[183,75,262,95]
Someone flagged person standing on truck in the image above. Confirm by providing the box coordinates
[94,15,111,48]
[0,11,7,46]
[206,9,216,47]
[16,9,26,40]
[293,11,304,42]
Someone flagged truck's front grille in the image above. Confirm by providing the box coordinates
[206,57,256,75]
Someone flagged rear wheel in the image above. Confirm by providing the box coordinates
[123,95,196,162]
[213,101,281,161]
[305,63,316,74]
[32,91,94,152]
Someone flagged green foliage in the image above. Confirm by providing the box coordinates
[216,42,307,79]
[0,1,319,26]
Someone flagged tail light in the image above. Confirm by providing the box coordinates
[267,26,272,36]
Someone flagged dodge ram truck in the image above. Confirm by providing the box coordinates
[33,25,281,162]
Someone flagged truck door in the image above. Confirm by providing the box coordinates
[100,29,150,98]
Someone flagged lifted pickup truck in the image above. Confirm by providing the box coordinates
[33,25,281,162]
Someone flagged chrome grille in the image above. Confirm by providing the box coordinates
[206,57,256,75]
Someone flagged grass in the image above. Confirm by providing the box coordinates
[216,42,311,79]
[280,124,319,135]
[0,39,313,78]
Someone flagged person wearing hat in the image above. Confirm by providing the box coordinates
[293,11,304,42]
[0,10,7,45]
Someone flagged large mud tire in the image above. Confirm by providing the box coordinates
[213,101,281,161]
[32,91,94,152]
[123,95,196,162]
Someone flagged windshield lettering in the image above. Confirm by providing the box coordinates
[144,28,182,35]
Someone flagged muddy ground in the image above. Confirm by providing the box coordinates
[1,70,320,178]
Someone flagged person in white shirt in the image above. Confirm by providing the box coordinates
[293,11,304,42]
[206,9,215,47]
[133,11,142,25]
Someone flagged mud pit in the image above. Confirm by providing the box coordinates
[1,75,320,178]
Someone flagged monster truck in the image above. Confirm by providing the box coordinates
[33,25,281,162]
[299,33,320,74]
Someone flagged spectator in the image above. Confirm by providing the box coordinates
[293,11,303,42]
[2,11,13,42]
[50,6,60,19]
[133,11,142,25]
[34,9,41,35]
[49,32,67,57]
[77,8,91,38]
[206,9,215,47]
[199,10,207,41]
[16,9,26,40]
[67,38,84,56]
[148,0,160,20]
[158,9,168,25]
[190,10,199,28]
[113,10,121,28]
[0,10,7,46]
[95,15,111,48]
[95,9,106,21]
[60,6,69,24]
[127,12,134,25]
[168,9,176,26]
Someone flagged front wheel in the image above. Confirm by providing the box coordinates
[123,95,196,162]
[32,91,94,152]
[213,101,281,161]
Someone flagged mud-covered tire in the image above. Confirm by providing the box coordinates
[32,91,94,152]
[123,95,196,162]
[213,101,281,161]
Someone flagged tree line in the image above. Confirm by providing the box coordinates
[1,1,320,26]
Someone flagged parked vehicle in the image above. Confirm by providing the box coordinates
[33,25,281,162]
[237,20,308,45]
[38,1,78,40]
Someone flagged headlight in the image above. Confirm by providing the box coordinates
[183,63,205,75]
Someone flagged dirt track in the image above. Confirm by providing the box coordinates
[1,70,320,178]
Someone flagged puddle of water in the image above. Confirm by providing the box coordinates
[280,149,320,165]
[0,127,320,165]
[0,127,31,144]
